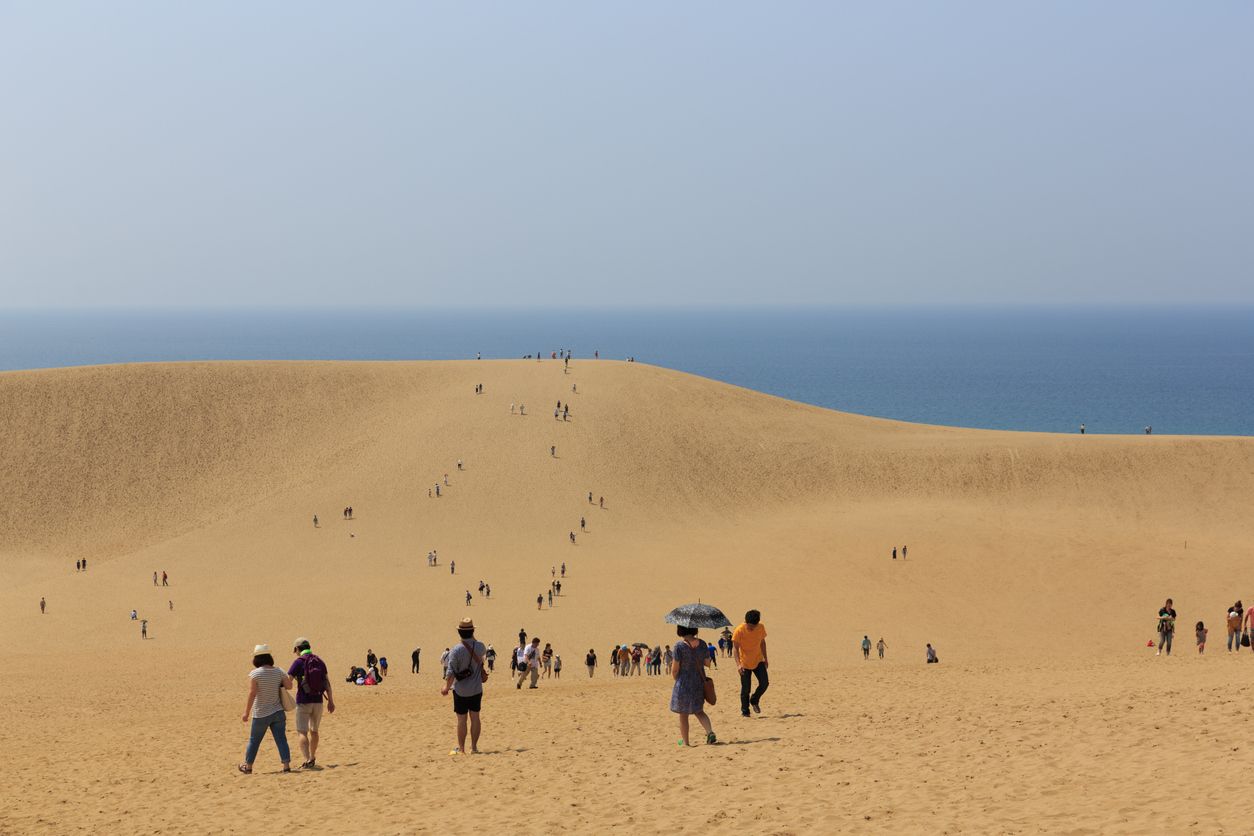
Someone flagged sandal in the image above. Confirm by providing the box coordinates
[238,763,252,774]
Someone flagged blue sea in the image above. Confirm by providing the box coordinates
[1,308,1252,436]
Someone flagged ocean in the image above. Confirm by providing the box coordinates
[1,307,1251,436]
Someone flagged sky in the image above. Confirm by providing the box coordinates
[1,3,1251,309]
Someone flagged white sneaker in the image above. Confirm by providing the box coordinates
[1156,650,1161,656]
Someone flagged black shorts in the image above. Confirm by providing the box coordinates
[452,691,483,715]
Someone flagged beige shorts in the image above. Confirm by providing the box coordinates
[295,702,324,733]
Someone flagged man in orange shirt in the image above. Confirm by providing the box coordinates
[732,609,769,718]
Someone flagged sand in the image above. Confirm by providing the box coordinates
[2,359,1252,834]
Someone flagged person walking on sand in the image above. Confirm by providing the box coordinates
[569,531,576,544]
[892,547,897,561]
[670,625,717,746]
[288,637,335,769]
[554,655,562,678]
[561,562,566,578]
[412,647,421,674]
[40,597,46,614]
[1226,608,1242,652]
[862,635,871,659]
[517,638,541,689]
[239,644,293,774]
[141,619,148,639]
[926,643,939,663]
[542,643,554,677]
[313,515,318,528]
[877,637,887,659]
[588,491,593,504]
[733,609,769,717]
[551,445,556,457]
[465,590,472,607]
[441,618,487,755]
[536,594,543,611]
[1157,599,1177,656]
[580,516,586,532]
[1079,423,1086,434]
[162,571,168,586]
[1196,621,1208,654]
[450,560,455,575]
[586,648,597,677]
[599,496,604,508]
[153,571,158,586]
[169,600,174,611]
[902,545,907,560]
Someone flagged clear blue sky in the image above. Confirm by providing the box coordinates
[1,3,1250,308]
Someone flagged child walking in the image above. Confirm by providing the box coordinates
[1196,621,1208,654]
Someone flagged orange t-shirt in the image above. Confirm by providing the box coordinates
[732,623,767,669]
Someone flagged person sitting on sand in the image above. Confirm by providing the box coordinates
[670,625,716,747]
[239,643,293,774]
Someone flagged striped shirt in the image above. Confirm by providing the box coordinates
[249,666,286,718]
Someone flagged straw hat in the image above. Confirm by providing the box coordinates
[253,643,270,655]
[458,618,475,631]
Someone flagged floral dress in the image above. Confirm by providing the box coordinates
[669,639,706,714]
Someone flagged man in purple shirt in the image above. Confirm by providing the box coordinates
[288,637,335,769]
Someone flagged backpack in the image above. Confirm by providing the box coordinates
[300,653,328,698]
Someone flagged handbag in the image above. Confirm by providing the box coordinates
[1244,632,1251,648]
[703,676,717,706]
[279,674,296,712]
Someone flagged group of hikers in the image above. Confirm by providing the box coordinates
[1157,597,1254,655]
[238,608,774,768]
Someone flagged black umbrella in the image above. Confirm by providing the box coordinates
[664,602,732,629]
[632,642,651,649]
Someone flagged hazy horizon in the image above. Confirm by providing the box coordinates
[2,4,1252,308]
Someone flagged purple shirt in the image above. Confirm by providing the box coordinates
[288,652,326,705]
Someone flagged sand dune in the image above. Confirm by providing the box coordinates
[2,360,1252,833]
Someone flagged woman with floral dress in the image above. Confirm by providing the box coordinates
[670,626,716,746]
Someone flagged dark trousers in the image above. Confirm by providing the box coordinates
[740,663,769,713]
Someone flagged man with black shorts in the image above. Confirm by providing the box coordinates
[441,617,487,754]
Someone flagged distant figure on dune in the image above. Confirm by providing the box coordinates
[609,646,619,676]
[1226,609,1242,652]
[671,625,717,747]
[536,594,543,611]
[367,649,378,669]
[572,383,577,394]
[518,638,541,689]
[485,645,496,672]
[435,484,441,497]
[1145,426,1152,435]
[312,515,318,528]
[586,649,597,677]
[478,580,485,596]
[902,545,907,560]
[153,571,158,586]
[547,590,553,608]
[131,609,137,620]
[412,648,421,674]
[169,600,174,611]
[569,532,576,545]
[520,404,526,415]
[926,643,938,664]
[444,474,449,486]
[594,350,598,359]
[519,628,527,647]
[457,459,463,471]
[465,590,472,606]
[580,517,586,532]
[485,583,491,597]
[733,610,769,718]
[40,597,46,614]
[588,491,593,504]
[877,637,887,659]
[75,560,80,572]
[1196,621,1207,653]
[599,496,605,509]
[551,565,556,579]
[554,656,562,678]
[862,636,871,659]
[1157,599,1177,656]
[450,560,455,574]
[162,571,168,587]
[511,403,516,414]
[551,445,556,457]
[82,558,87,571]
[141,620,148,639]
[892,547,897,561]
[555,580,562,596]
[561,562,566,578]
[239,643,293,774]
[348,507,353,519]
[1080,423,1086,434]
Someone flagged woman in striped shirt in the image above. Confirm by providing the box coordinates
[239,644,294,774]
